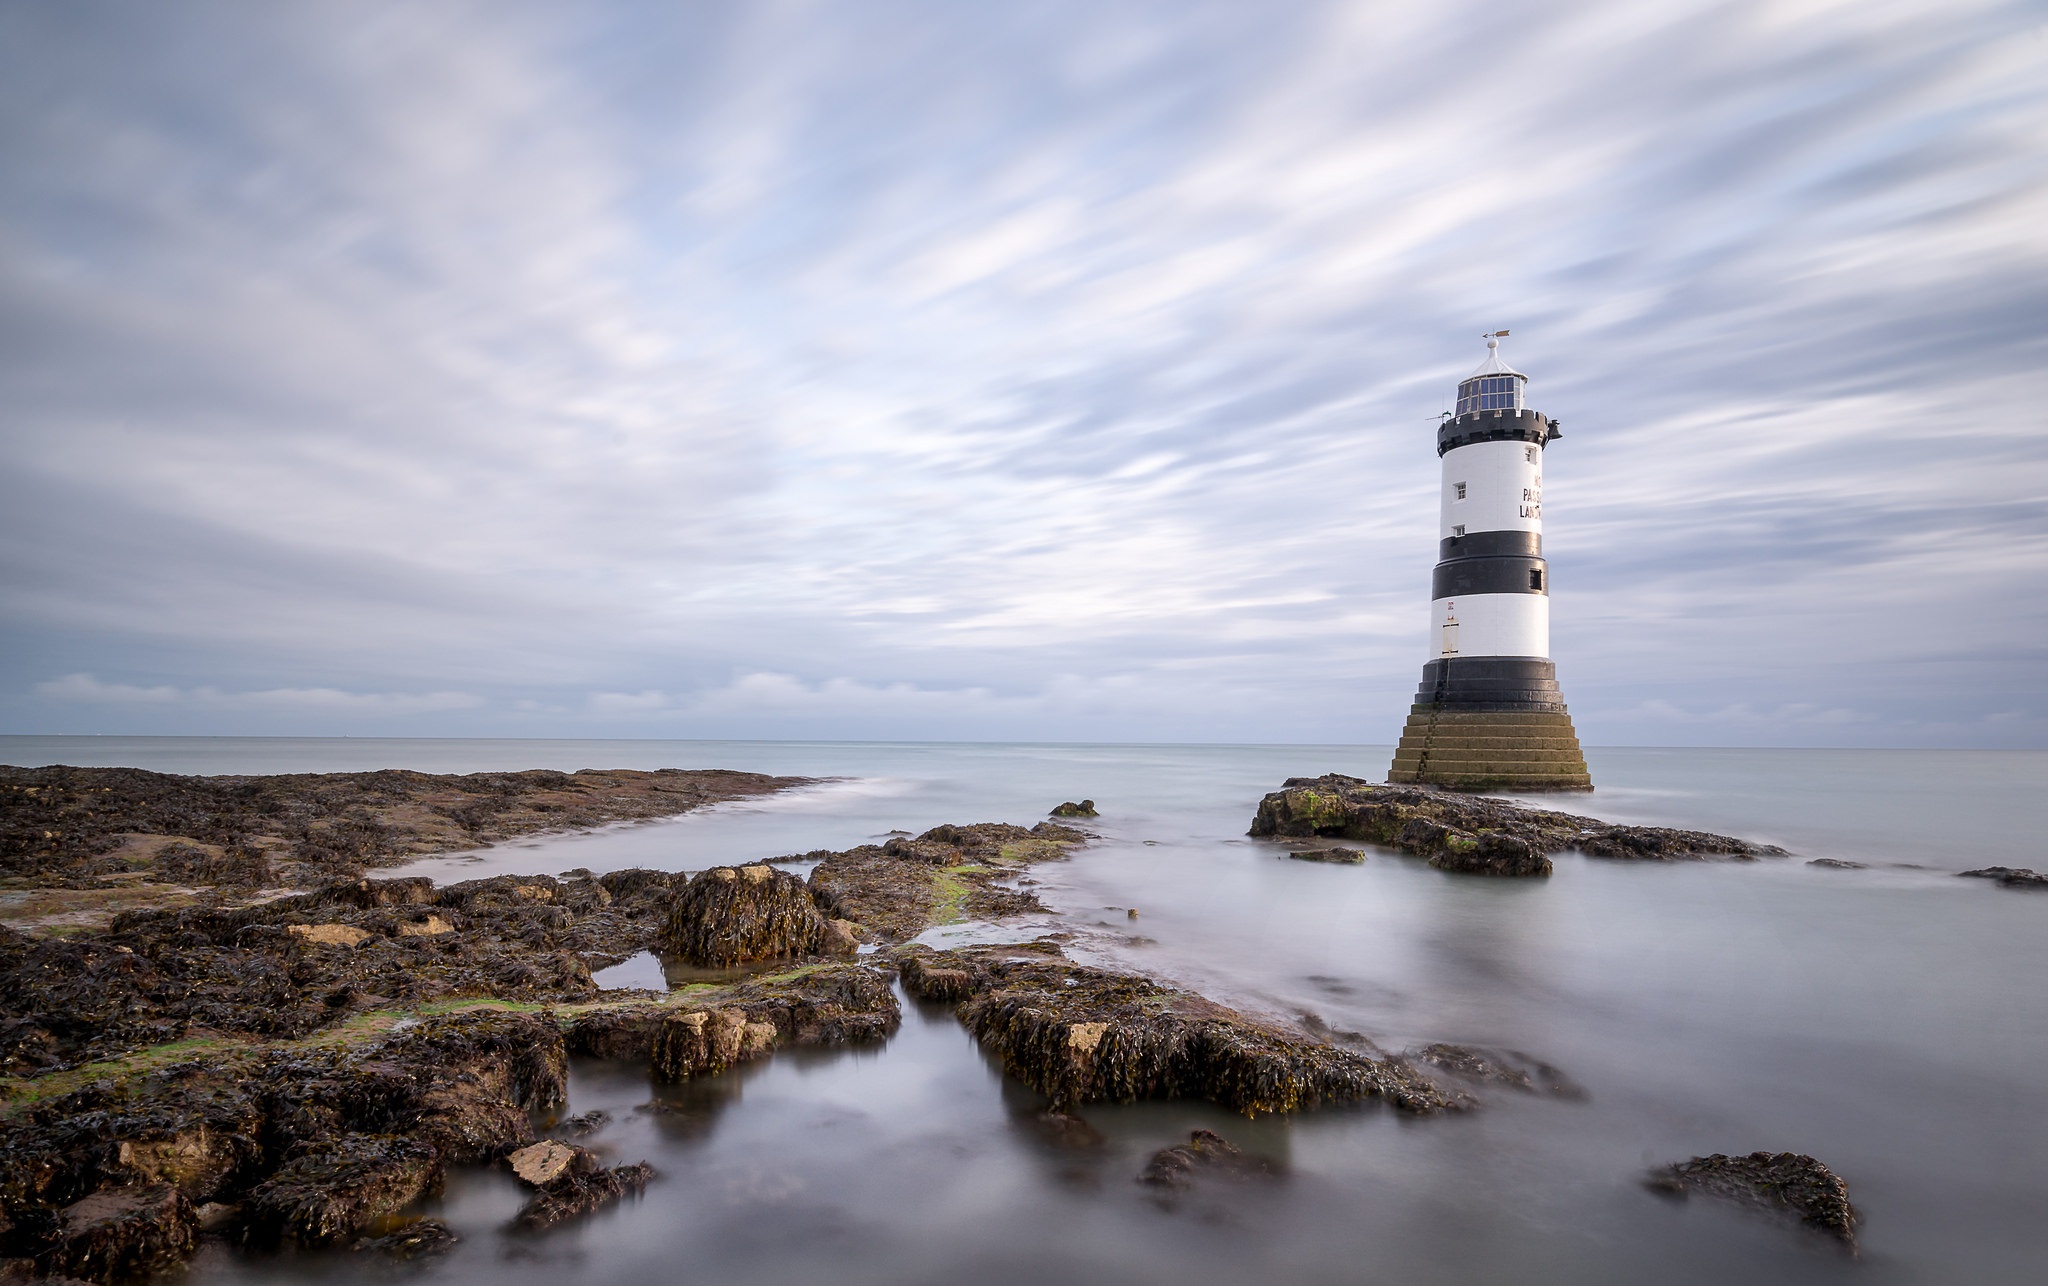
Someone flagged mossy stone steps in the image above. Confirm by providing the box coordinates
[1388,707,1592,791]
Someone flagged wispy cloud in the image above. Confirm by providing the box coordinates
[1,0,2043,745]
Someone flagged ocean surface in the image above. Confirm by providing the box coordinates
[5,736,2046,1285]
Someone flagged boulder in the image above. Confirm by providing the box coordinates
[1647,1151,1859,1248]
[241,1135,442,1248]
[511,1154,652,1232]
[1428,831,1552,878]
[39,1186,195,1284]
[659,866,829,966]
[650,1009,778,1082]
[351,1217,456,1261]
[1051,801,1098,818]
[506,1141,578,1187]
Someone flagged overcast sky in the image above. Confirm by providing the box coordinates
[2,0,2044,747]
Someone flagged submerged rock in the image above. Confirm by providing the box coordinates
[1051,801,1098,818]
[808,821,1084,943]
[1959,866,2048,889]
[660,865,833,967]
[1807,858,1868,870]
[896,943,1455,1116]
[1286,847,1365,864]
[1647,1151,1859,1248]
[350,1217,456,1261]
[1403,1044,1582,1097]
[1137,1129,1272,1190]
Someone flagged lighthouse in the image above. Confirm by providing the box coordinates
[1387,335,1592,791]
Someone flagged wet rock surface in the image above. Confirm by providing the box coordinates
[1137,1129,1273,1190]
[1402,1044,1583,1097]
[1959,866,2048,888]
[350,1216,456,1261]
[0,869,690,1073]
[660,865,833,966]
[1808,858,1868,870]
[510,1150,652,1232]
[1286,847,1365,864]
[896,942,1457,1116]
[1251,775,1785,871]
[1050,801,1098,818]
[1647,1151,1859,1248]
[0,765,806,892]
[807,821,1084,942]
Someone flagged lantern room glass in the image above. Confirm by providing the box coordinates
[1455,374,1524,416]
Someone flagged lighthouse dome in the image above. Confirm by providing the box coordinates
[1455,336,1526,416]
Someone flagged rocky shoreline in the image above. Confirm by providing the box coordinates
[0,768,1870,1279]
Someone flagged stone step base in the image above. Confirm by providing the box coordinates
[1388,707,1592,791]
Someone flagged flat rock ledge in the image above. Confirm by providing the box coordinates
[1647,1151,1860,1249]
[1251,775,1785,877]
[895,941,1460,1116]
[1959,866,2048,889]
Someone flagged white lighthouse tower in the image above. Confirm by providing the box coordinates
[1387,334,1592,790]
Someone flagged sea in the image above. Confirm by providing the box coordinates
[4,736,2045,1285]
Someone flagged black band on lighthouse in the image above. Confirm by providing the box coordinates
[1437,408,1551,457]
[1439,530,1542,560]
[1431,556,1548,598]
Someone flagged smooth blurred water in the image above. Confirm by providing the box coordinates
[6,736,2047,1284]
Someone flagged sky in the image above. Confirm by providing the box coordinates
[1,0,2044,747]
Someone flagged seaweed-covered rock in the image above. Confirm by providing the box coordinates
[896,943,1453,1116]
[1428,831,1552,878]
[1249,775,1782,865]
[1287,847,1365,864]
[1647,1151,1859,1247]
[511,1152,652,1232]
[1959,866,2048,889]
[660,866,829,966]
[1137,1129,1272,1189]
[808,822,1082,943]
[643,963,901,1082]
[38,1185,195,1284]
[1808,858,1867,870]
[1402,1044,1581,1097]
[351,1217,456,1261]
[242,1135,442,1248]
[1576,826,1770,861]
[1051,801,1098,818]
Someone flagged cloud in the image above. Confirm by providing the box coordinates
[1,0,2043,746]
[36,674,482,715]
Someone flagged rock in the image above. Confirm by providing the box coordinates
[1959,867,2048,889]
[1248,774,1783,865]
[659,866,829,966]
[287,923,373,948]
[351,1217,456,1260]
[1051,801,1098,818]
[1287,847,1365,864]
[511,1153,653,1232]
[1647,1151,1859,1248]
[1807,858,1867,870]
[1428,831,1552,878]
[1403,1044,1582,1097]
[242,1135,443,1248]
[40,1185,195,1283]
[506,1141,578,1187]
[894,943,1456,1116]
[650,1009,780,1082]
[192,1202,239,1233]
[394,914,456,937]
[1578,826,1777,861]
[644,962,900,1082]
[820,918,863,954]
[808,822,1083,943]
[554,1111,611,1138]
[1137,1129,1272,1190]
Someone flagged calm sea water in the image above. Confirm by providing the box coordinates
[5,737,2045,1284]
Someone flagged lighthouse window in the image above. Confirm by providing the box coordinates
[1525,446,1538,463]
[1529,569,1544,590]
[1451,524,1465,537]
[1454,482,1467,500]
[1454,375,1524,416]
